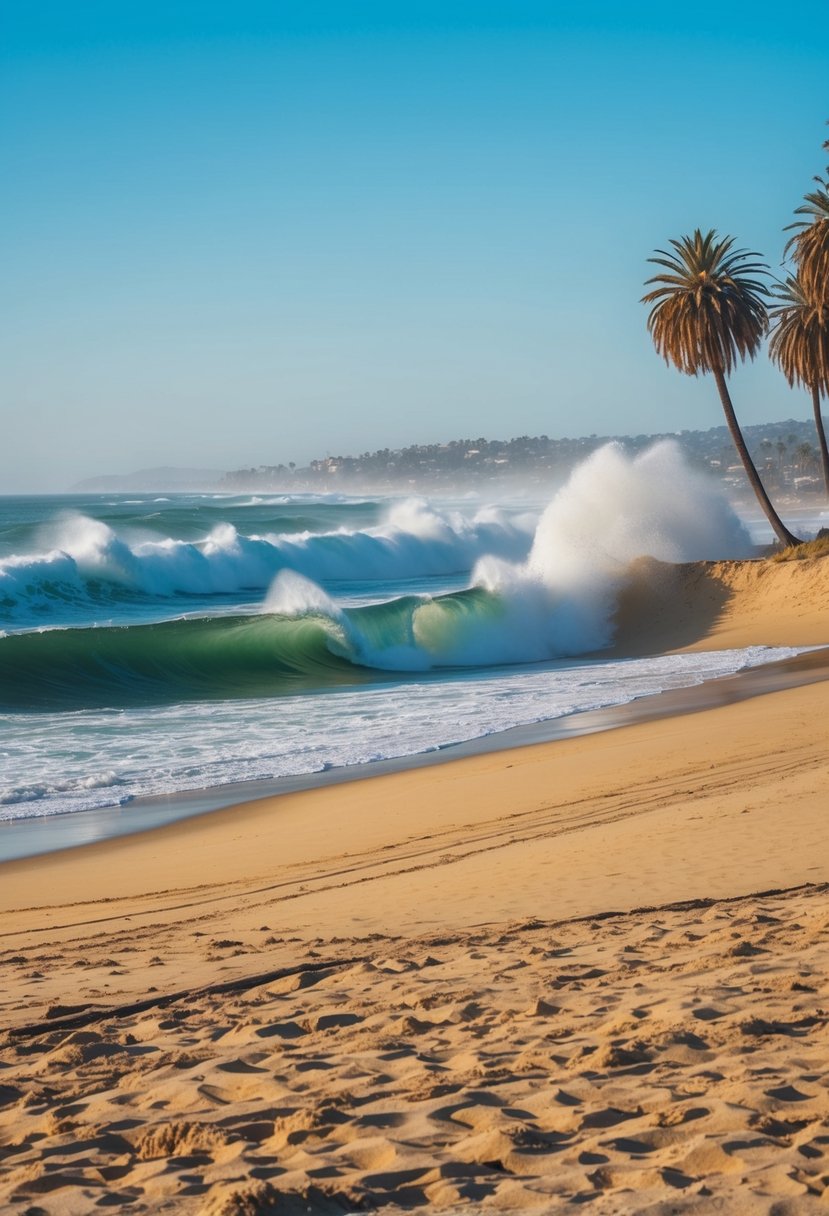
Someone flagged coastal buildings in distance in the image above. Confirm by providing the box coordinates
[221,417,828,500]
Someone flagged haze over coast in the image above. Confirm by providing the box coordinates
[68,415,829,500]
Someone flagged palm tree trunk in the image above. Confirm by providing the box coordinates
[811,384,829,498]
[711,364,801,548]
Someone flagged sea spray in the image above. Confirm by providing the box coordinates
[477,439,757,657]
[304,441,755,668]
[264,568,347,618]
[528,441,753,574]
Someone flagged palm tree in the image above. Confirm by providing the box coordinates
[796,442,817,477]
[769,274,829,496]
[642,229,800,548]
[784,170,829,300]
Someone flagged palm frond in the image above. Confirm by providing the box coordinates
[783,174,829,298]
[768,274,829,395]
[641,229,769,376]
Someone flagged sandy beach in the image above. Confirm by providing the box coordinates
[2,553,829,1213]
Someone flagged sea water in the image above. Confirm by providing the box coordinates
[0,443,821,839]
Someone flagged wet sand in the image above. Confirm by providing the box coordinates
[3,644,825,865]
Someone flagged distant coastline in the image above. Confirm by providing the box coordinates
[66,415,828,499]
[70,466,225,493]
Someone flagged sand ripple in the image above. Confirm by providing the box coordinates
[2,885,828,1212]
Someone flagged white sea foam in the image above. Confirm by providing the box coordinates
[533,441,751,571]
[0,500,533,626]
[0,645,804,822]
[263,569,345,618]
[461,441,752,662]
[470,440,753,659]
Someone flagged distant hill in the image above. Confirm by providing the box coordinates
[221,417,826,497]
[70,467,224,493]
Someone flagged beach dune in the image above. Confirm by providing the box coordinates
[1,554,828,1213]
[612,550,829,654]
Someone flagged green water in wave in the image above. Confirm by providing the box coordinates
[0,587,504,710]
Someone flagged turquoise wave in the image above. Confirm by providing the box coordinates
[0,588,503,710]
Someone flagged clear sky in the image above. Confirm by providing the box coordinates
[3,1,828,490]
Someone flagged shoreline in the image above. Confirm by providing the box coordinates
[4,549,829,865]
[3,645,828,928]
[2,643,827,864]
[3,664,829,1212]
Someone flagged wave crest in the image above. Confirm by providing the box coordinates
[0,499,533,626]
[0,443,756,708]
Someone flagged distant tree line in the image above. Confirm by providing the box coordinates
[221,418,825,495]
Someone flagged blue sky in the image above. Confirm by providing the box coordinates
[3,2,828,489]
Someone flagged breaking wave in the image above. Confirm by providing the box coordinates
[0,498,534,627]
[0,443,753,710]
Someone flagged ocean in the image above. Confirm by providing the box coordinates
[1,443,822,858]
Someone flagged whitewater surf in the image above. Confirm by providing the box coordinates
[0,442,814,834]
